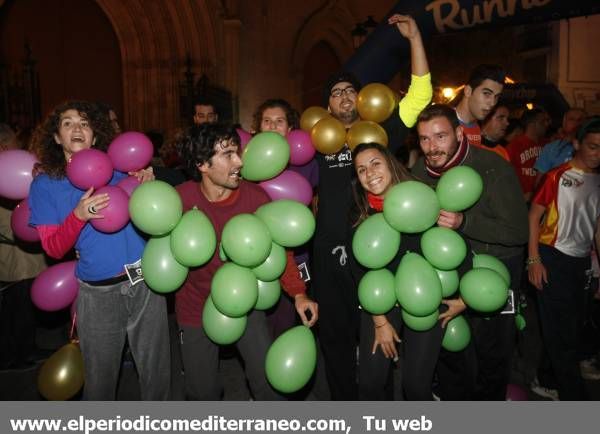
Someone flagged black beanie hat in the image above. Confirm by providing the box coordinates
[322,71,362,107]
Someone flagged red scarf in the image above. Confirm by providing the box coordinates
[425,135,470,178]
[367,192,384,211]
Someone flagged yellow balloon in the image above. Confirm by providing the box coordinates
[357,83,397,123]
[300,106,331,132]
[311,116,346,155]
[346,120,389,151]
[38,342,84,401]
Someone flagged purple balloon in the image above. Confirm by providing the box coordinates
[66,149,113,190]
[259,170,313,205]
[0,150,39,200]
[116,175,141,197]
[506,383,529,401]
[237,128,252,152]
[107,132,154,172]
[90,185,130,233]
[31,261,78,312]
[287,129,316,166]
[10,199,39,242]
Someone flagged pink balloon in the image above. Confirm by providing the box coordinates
[0,150,39,200]
[237,128,252,151]
[66,149,113,190]
[287,129,316,166]
[506,384,529,401]
[116,175,141,197]
[259,170,313,205]
[107,132,154,172]
[31,261,78,312]
[90,185,130,233]
[10,199,39,242]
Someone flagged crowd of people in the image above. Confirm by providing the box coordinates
[1,14,599,402]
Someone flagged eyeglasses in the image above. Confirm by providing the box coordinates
[330,86,357,98]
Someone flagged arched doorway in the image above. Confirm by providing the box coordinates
[0,0,122,123]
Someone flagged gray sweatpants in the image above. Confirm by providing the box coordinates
[77,279,170,400]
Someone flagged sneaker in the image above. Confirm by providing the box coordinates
[580,358,600,381]
[530,376,559,401]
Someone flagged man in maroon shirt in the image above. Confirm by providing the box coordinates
[175,123,318,400]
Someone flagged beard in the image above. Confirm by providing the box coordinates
[336,108,359,125]
[425,151,450,168]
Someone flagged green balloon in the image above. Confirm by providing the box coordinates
[442,315,471,352]
[252,242,287,281]
[129,180,183,236]
[241,132,290,181]
[436,166,483,212]
[435,268,460,298]
[515,313,526,331]
[421,227,467,271]
[358,269,397,314]
[202,296,247,345]
[142,235,188,293]
[402,309,439,332]
[459,268,509,313]
[265,325,317,394]
[211,262,258,317]
[170,208,216,267]
[255,200,315,247]
[395,252,442,316]
[221,214,272,267]
[255,279,281,310]
[352,214,401,269]
[383,181,440,233]
[472,253,511,286]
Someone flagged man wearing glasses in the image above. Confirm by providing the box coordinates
[312,14,432,400]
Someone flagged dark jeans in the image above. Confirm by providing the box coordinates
[313,242,359,400]
[359,307,443,400]
[536,244,590,400]
[0,279,36,367]
[179,309,282,401]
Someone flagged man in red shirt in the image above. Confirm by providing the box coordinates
[175,123,318,400]
[507,108,551,201]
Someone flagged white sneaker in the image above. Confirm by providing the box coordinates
[530,376,559,401]
[580,358,600,381]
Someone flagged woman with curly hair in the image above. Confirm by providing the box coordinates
[28,100,170,400]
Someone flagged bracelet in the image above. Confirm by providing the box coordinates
[526,256,542,266]
[374,322,388,329]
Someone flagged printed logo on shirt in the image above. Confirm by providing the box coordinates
[561,172,583,188]
[520,146,542,164]
[326,148,353,169]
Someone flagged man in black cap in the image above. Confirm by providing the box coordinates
[312,14,432,400]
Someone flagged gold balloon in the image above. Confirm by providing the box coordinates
[300,106,330,132]
[38,342,84,401]
[310,117,347,155]
[357,83,397,123]
[346,121,389,151]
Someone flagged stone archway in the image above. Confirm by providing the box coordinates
[95,0,235,132]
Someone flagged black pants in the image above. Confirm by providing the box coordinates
[537,245,589,400]
[359,307,444,400]
[0,279,36,368]
[436,252,522,400]
[313,242,359,400]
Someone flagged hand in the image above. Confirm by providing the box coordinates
[388,14,420,40]
[372,319,401,359]
[438,298,467,328]
[73,187,109,221]
[294,293,318,327]
[129,166,154,183]
[437,210,464,229]
[528,262,548,291]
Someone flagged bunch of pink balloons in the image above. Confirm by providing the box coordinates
[31,261,78,312]
[0,149,39,200]
[259,170,313,206]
